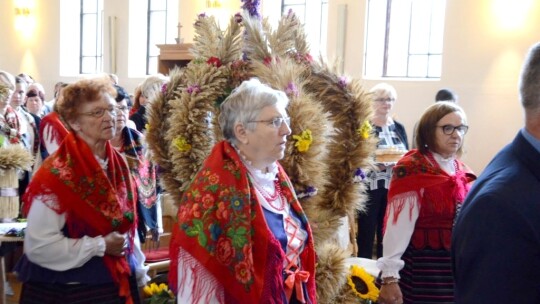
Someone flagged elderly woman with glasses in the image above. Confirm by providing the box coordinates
[16,78,149,304]
[376,102,476,304]
[357,83,409,260]
[169,78,317,303]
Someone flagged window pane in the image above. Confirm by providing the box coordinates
[148,56,158,74]
[81,15,97,55]
[409,0,431,53]
[82,0,97,13]
[364,0,388,76]
[427,54,442,78]
[408,55,428,77]
[81,57,96,74]
[150,0,167,10]
[429,0,446,53]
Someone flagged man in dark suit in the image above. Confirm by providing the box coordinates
[452,42,540,303]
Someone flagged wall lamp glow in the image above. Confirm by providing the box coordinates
[14,0,36,37]
[206,0,222,9]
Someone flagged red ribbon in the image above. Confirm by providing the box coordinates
[284,268,310,303]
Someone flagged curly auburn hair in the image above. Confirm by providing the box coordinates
[58,77,116,123]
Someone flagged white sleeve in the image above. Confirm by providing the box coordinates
[131,230,150,287]
[376,193,420,279]
[42,124,60,155]
[24,198,106,271]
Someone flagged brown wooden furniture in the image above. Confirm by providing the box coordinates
[156,43,194,74]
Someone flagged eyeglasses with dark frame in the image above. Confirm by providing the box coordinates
[438,124,469,135]
[248,117,291,128]
[79,106,117,118]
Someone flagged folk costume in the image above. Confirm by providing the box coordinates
[116,126,158,242]
[377,149,475,303]
[0,105,22,146]
[170,141,317,304]
[39,111,69,155]
[16,132,148,304]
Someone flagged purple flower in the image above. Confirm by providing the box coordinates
[234,13,243,23]
[338,76,348,89]
[241,0,261,18]
[297,186,318,199]
[187,84,201,94]
[353,168,366,183]
[285,82,299,97]
[161,83,168,95]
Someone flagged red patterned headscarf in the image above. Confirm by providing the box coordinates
[23,132,138,304]
[169,141,317,303]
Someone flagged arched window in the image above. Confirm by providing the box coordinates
[364,0,447,78]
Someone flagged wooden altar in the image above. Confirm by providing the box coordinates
[156,43,194,74]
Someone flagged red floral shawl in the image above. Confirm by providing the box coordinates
[169,141,317,303]
[23,132,138,304]
[385,149,476,231]
[39,111,69,149]
[0,106,22,144]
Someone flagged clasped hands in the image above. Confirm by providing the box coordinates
[104,231,128,257]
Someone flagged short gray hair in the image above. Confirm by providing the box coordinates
[369,82,397,100]
[219,78,289,145]
[519,42,540,112]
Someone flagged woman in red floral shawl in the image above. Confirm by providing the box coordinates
[376,102,476,304]
[169,78,317,303]
[16,78,149,304]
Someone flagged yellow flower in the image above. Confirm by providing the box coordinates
[145,123,151,131]
[173,136,192,152]
[347,265,379,301]
[357,120,372,140]
[292,129,313,153]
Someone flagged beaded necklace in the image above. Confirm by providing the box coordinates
[250,176,285,211]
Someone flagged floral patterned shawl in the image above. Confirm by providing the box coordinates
[385,149,476,229]
[22,132,138,304]
[0,105,22,145]
[118,127,157,232]
[169,141,317,303]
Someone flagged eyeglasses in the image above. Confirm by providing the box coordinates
[374,98,395,103]
[249,117,291,128]
[438,124,469,135]
[79,106,117,118]
[115,105,130,112]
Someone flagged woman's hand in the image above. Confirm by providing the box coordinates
[104,231,127,257]
[378,283,403,304]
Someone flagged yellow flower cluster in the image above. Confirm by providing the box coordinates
[292,129,313,152]
[357,120,372,140]
[143,282,174,300]
[173,136,192,152]
[0,83,10,101]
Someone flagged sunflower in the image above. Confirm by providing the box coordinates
[347,265,379,302]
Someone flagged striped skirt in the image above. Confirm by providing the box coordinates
[399,246,454,304]
[19,275,141,304]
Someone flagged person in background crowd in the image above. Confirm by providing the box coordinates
[435,88,458,103]
[0,71,23,147]
[111,84,159,244]
[15,77,148,304]
[377,102,476,304]
[129,74,167,132]
[357,83,408,259]
[452,42,540,304]
[169,78,317,303]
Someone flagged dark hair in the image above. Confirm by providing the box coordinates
[114,84,132,107]
[519,42,540,111]
[26,88,44,101]
[416,101,467,157]
[435,88,457,102]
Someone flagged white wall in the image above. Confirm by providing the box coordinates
[1,0,539,173]
[327,0,540,173]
